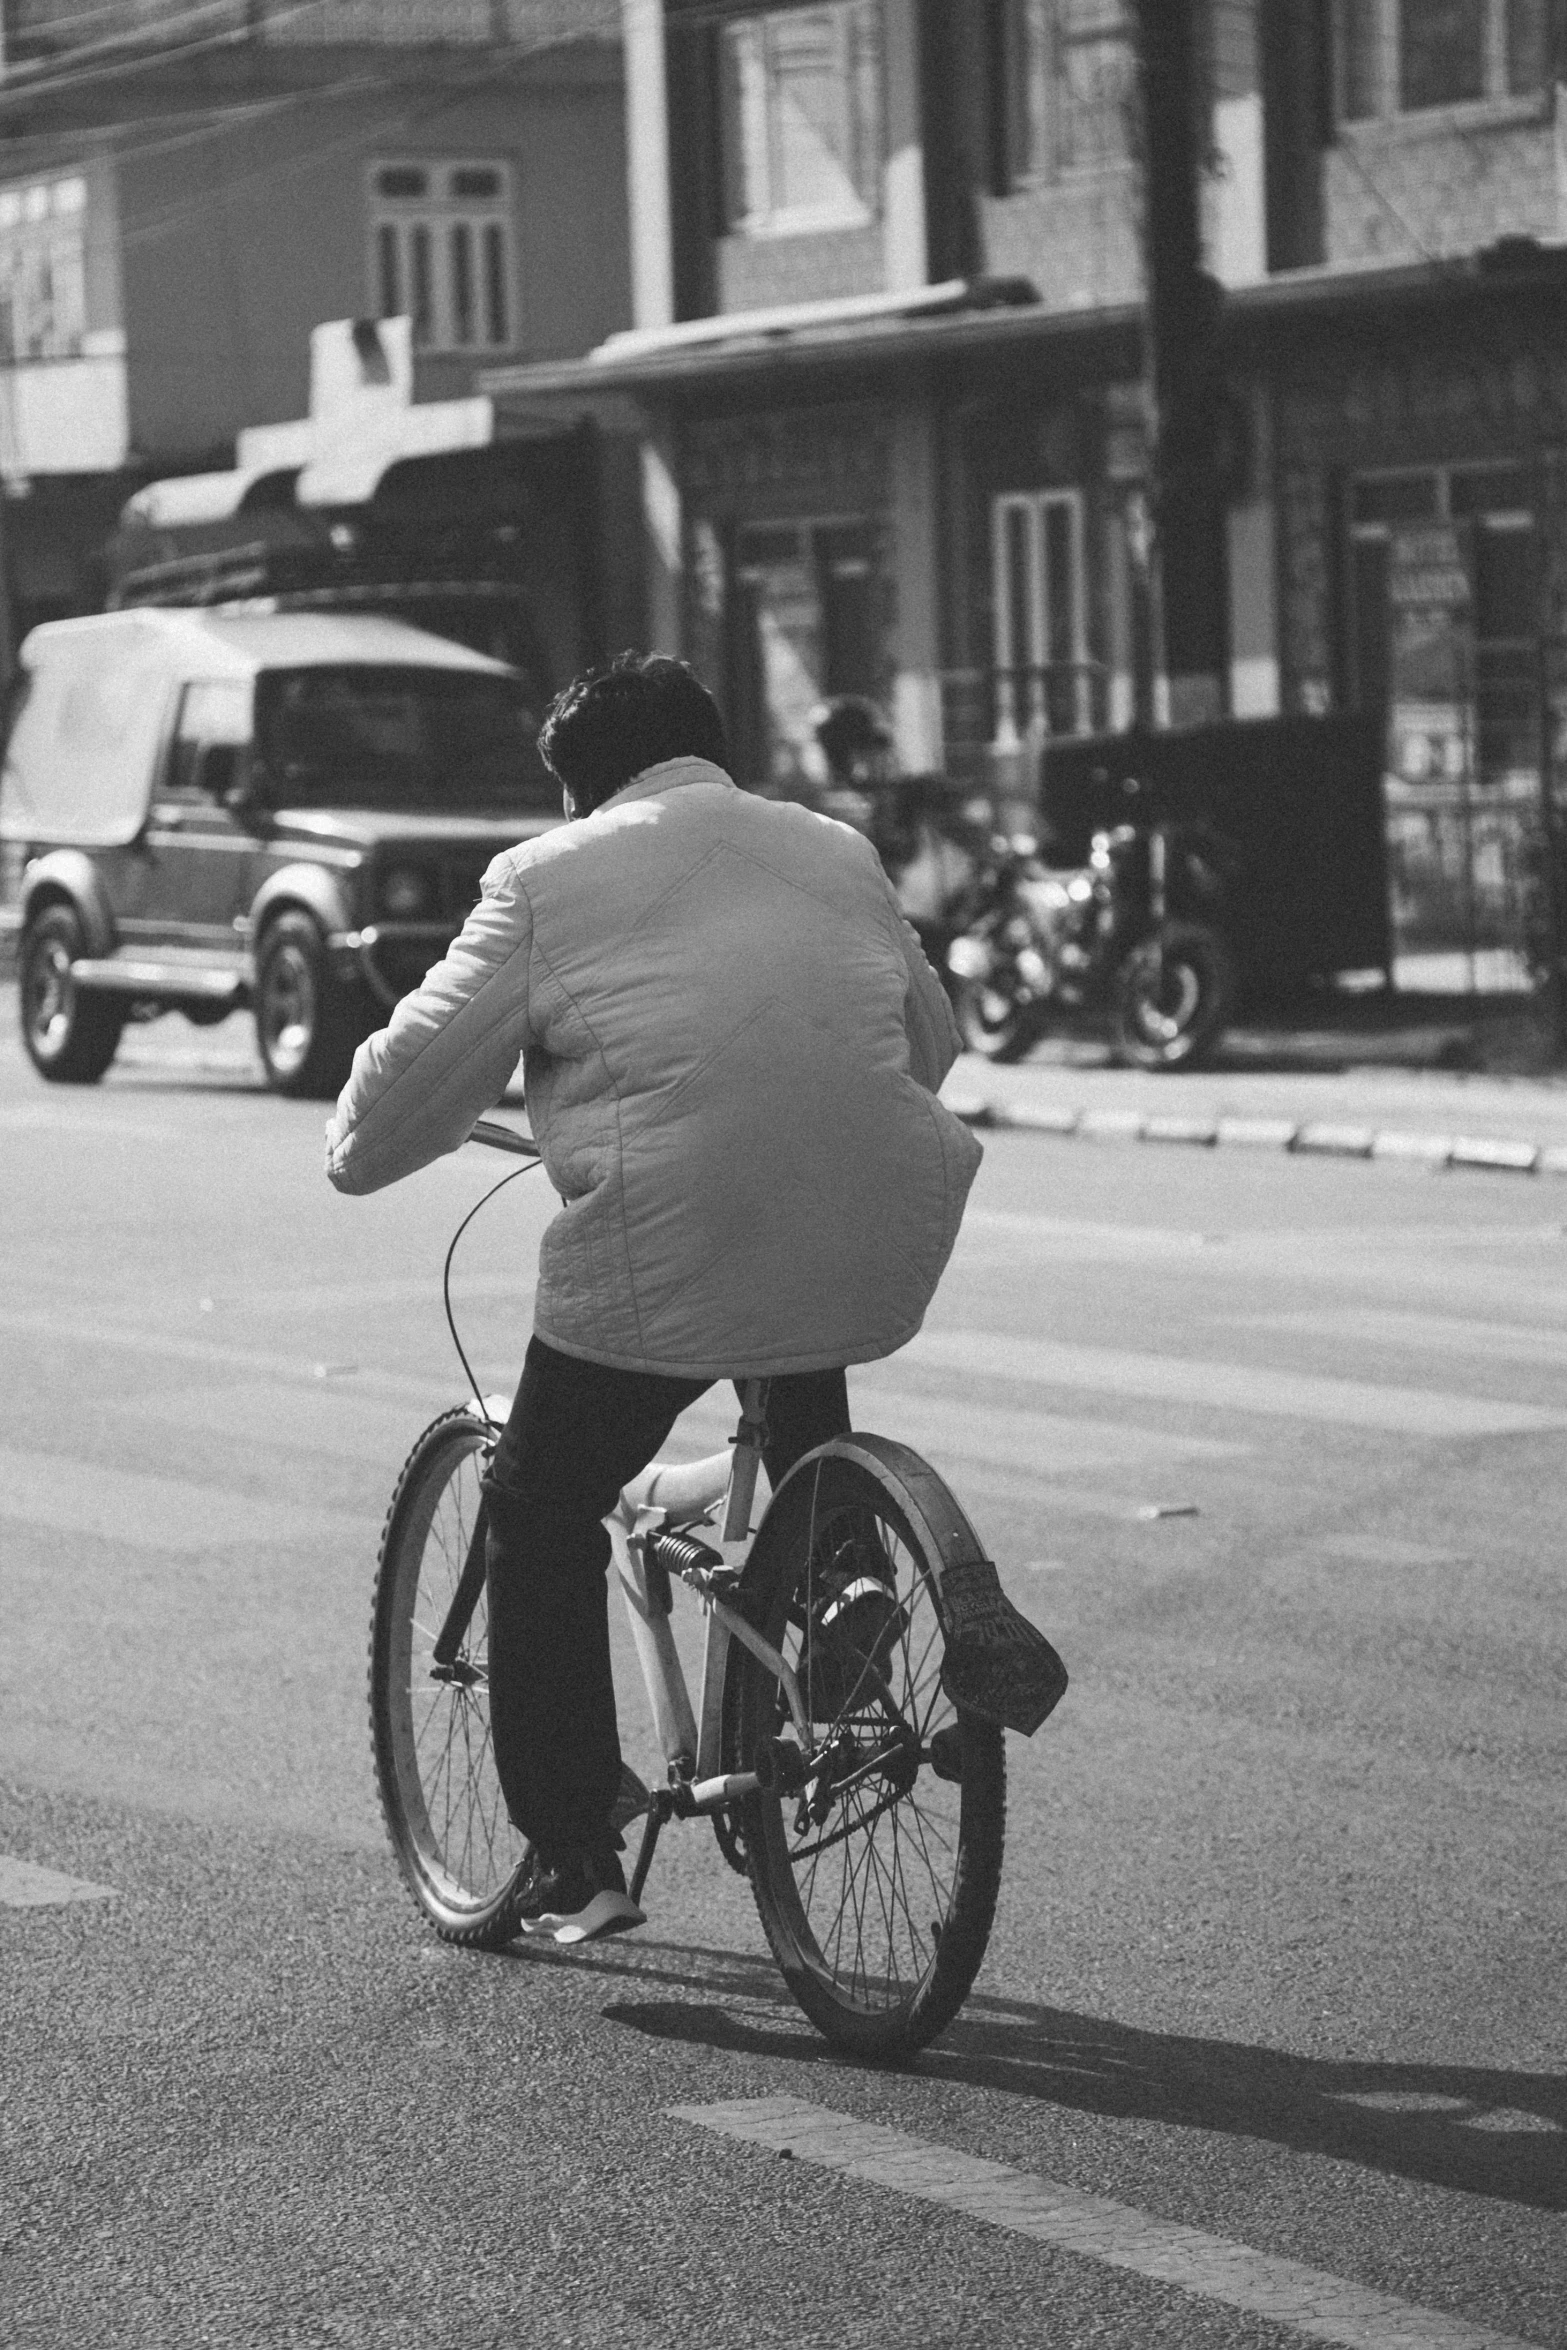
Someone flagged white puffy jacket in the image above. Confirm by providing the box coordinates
[325,757,981,1378]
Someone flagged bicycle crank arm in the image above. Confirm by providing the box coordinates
[671,1769,763,1817]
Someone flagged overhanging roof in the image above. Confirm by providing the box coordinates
[481,243,1567,419]
[480,277,1131,411]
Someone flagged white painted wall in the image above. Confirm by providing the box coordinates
[1205,92,1267,289]
[621,0,675,333]
[882,0,928,293]
[1226,385,1279,717]
[888,403,944,770]
[0,351,129,476]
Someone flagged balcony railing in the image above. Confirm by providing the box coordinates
[939,662,1112,792]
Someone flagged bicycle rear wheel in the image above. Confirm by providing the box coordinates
[369,1407,525,1946]
[730,1440,1006,2057]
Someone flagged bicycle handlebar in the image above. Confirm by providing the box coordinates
[468,1118,541,1159]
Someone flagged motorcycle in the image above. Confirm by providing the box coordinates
[865,773,993,975]
[945,812,1239,1069]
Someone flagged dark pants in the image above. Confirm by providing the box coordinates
[483,1335,850,1860]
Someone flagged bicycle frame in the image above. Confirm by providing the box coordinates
[609,1413,811,1777]
[444,1114,962,1907]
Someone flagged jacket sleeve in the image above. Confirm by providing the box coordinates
[324,853,535,1195]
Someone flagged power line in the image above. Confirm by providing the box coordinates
[0,1,616,218]
[108,1,620,252]
[0,0,273,93]
[0,1,323,110]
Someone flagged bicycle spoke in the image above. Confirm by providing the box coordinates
[775,1495,976,2010]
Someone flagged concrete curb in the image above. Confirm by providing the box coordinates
[952,1096,1564,1176]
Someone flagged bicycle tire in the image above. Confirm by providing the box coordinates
[368,1406,526,1947]
[729,1440,1005,2058]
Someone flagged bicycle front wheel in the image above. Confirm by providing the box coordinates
[731,1441,1006,2057]
[368,1407,526,1946]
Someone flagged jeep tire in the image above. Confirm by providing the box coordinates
[255,912,369,1099]
[20,904,126,1085]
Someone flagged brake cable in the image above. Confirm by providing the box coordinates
[443,1120,543,1423]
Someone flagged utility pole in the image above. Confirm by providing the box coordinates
[1131,0,1229,729]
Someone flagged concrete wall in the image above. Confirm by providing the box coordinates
[978,177,1141,308]
[715,224,883,310]
[0,147,129,476]
[114,57,628,461]
[1323,105,1564,266]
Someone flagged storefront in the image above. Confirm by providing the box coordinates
[1259,252,1567,969]
[483,286,1148,803]
[678,398,895,795]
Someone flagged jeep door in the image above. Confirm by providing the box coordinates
[114,680,261,961]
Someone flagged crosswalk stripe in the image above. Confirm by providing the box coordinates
[906,1330,1567,1439]
[850,1376,1247,1471]
[0,1446,376,1555]
[1316,1534,1460,1567]
[672,2097,1542,2350]
[0,1307,465,1406]
[957,1216,1567,1328]
[3,1311,1556,1461]
[0,1855,116,1908]
[115,1381,451,1469]
[1236,1309,1567,1369]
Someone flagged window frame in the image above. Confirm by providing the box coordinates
[0,170,89,365]
[367,157,515,355]
[1002,0,1137,191]
[1345,459,1538,786]
[1335,0,1552,129]
[989,488,1092,747]
[719,1,885,240]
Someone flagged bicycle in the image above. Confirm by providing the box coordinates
[368,1117,1067,2057]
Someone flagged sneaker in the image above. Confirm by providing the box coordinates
[513,1846,645,1946]
[805,1512,904,1721]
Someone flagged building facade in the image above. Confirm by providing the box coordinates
[486,0,1273,802]
[0,0,630,673]
[484,0,1567,964]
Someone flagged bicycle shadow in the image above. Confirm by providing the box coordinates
[570,1940,1566,2214]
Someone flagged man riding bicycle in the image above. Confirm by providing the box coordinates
[326,654,981,1940]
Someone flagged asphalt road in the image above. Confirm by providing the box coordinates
[3,1012,1564,2350]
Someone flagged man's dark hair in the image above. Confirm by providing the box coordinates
[537,652,728,813]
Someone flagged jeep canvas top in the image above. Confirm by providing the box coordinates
[5,607,562,1098]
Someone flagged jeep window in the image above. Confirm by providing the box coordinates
[254,666,553,811]
[164,680,252,802]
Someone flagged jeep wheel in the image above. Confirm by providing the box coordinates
[20,906,125,1084]
[255,913,367,1099]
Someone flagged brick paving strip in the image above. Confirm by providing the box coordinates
[952,1094,1567,1177]
[673,2096,1542,2350]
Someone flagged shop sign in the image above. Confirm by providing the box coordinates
[1387,522,1472,794]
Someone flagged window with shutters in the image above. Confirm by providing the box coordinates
[999,1,1136,185]
[0,173,87,362]
[720,2,884,236]
[1337,0,1551,123]
[369,160,513,353]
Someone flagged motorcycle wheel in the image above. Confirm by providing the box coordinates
[1112,921,1235,1071]
[952,972,1041,1064]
